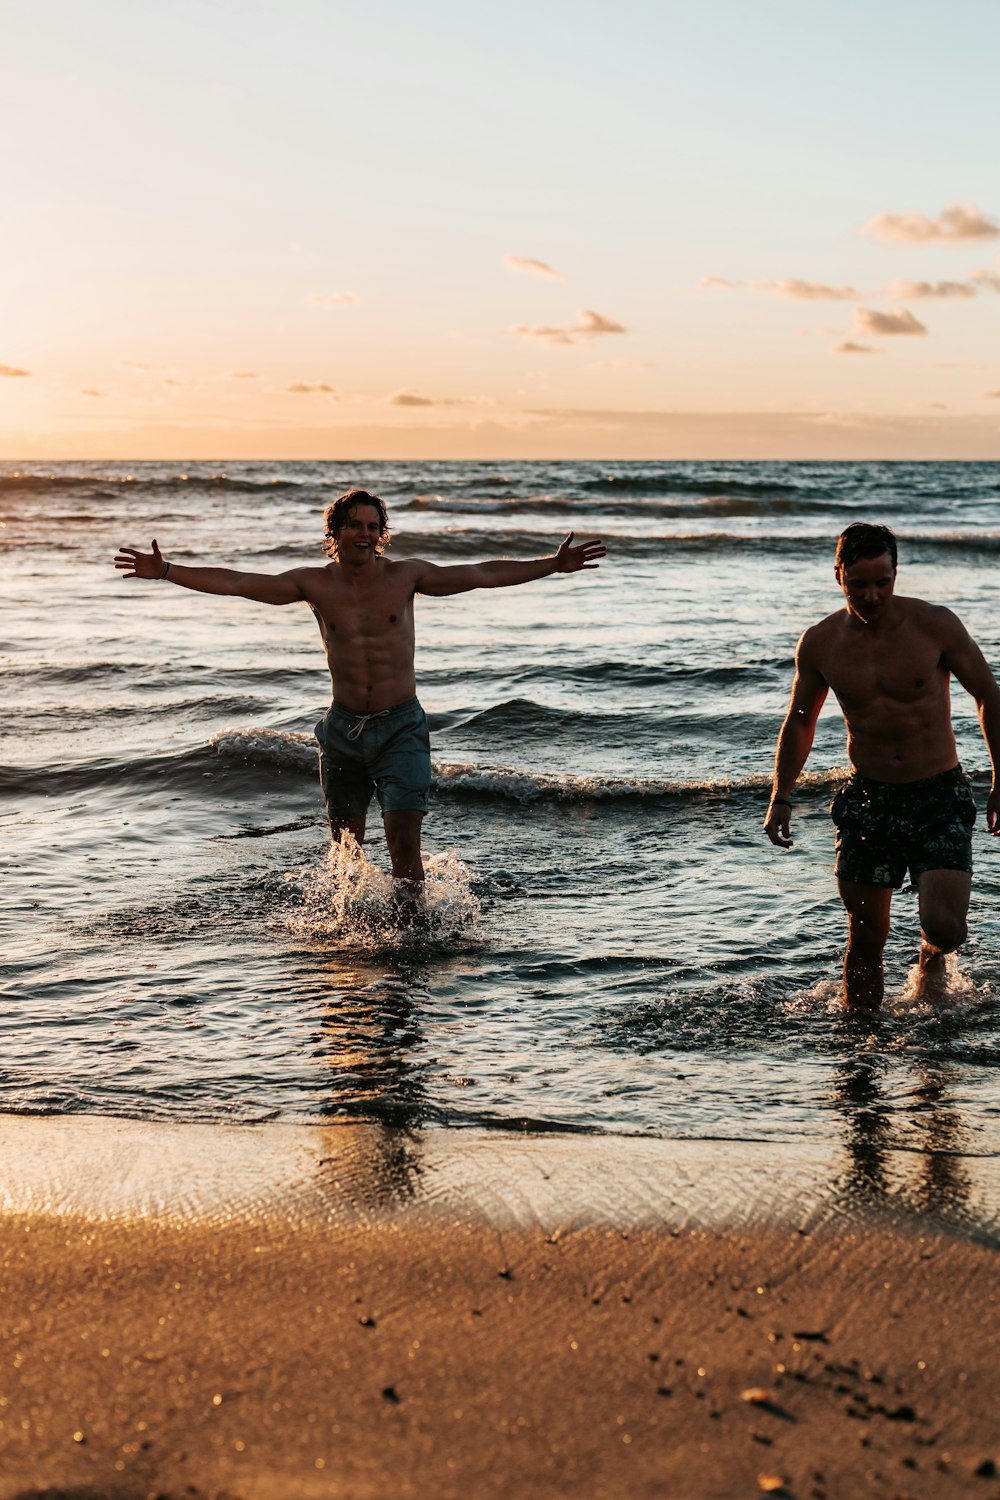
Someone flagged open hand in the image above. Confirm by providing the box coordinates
[988,786,999,835]
[554,532,607,572]
[114,540,163,580]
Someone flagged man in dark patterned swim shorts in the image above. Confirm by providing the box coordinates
[830,767,975,890]
[763,522,1000,1010]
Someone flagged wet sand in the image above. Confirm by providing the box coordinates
[0,1115,997,1499]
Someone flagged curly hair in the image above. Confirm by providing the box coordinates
[835,522,897,573]
[322,490,391,559]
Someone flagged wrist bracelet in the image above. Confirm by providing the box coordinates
[770,798,792,807]
[158,559,171,580]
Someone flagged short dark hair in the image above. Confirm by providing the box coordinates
[835,522,897,572]
[322,489,390,559]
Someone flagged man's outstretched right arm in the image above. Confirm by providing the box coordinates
[113,539,306,605]
[764,630,829,848]
[413,532,605,596]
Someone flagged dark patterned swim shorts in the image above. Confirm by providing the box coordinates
[830,765,976,888]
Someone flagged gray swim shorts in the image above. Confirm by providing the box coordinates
[830,765,976,889]
[315,698,431,824]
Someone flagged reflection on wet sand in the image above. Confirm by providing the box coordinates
[830,1018,987,1241]
[310,954,437,1211]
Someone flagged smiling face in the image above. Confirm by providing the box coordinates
[322,488,390,560]
[334,502,384,563]
[836,550,897,624]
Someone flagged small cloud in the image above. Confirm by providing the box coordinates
[514,309,626,346]
[887,278,978,299]
[862,202,999,244]
[81,388,104,397]
[310,293,358,309]
[577,310,626,335]
[971,269,1000,292]
[389,390,467,407]
[983,390,1000,399]
[122,360,152,369]
[513,324,575,345]
[0,364,30,378]
[288,382,338,395]
[702,276,859,298]
[504,254,565,281]
[802,412,887,430]
[390,391,436,407]
[853,307,927,337]
[751,278,860,300]
[164,378,182,386]
[231,371,257,379]
[833,340,884,355]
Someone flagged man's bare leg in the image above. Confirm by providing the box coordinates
[383,810,425,922]
[915,869,971,998]
[838,880,893,1011]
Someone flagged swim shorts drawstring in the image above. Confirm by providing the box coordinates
[345,709,391,741]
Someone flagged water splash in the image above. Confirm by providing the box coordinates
[284,837,482,951]
[896,953,988,1015]
[788,962,990,1024]
[786,977,843,1015]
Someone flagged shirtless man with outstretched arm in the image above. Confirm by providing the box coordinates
[763,522,1000,1010]
[115,490,605,909]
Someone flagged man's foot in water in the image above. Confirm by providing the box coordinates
[913,941,949,1001]
[392,877,427,928]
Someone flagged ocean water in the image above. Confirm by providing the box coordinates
[3,459,1000,1231]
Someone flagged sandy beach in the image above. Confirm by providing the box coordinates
[0,1115,997,1499]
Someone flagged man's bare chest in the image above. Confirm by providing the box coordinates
[310,582,415,640]
[822,632,944,710]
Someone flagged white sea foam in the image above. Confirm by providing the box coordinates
[210,726,848,803]
[432,760,685,800]
[283,836,481,951]
[433,761,850,801]
[211,725,317,772]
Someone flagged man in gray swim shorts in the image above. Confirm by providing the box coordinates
[763,522,1000,1010]
[116,490,605,909]
[315,697,432,828]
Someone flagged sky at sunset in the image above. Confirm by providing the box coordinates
[4,0,1000,460]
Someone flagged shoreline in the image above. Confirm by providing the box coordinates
[1,1112,997,1242]
[1,1115,997,1498]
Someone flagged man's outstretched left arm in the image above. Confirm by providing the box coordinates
[414,532,605,597]
[944,617,1000,834]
